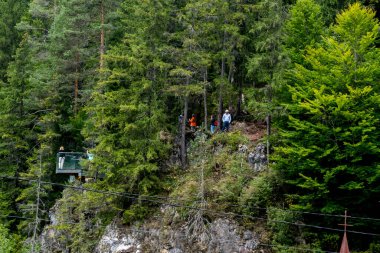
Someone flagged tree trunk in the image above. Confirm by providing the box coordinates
[218,57,225,130]
[266,76,273,164]
[266,114,271,164]
[228,60,236,117]
[237,78,242,116]
[74,71,78,115]
[181,94,188,168]
[99,0,105,69]
[20,80,25,117]
[218,31,227,130]
[203,69,208,131]
[31,154,42,253]
[74,52,79,114]
[228,60,234,84]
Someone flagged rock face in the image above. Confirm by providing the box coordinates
[95,224,141,253]
[40,203,71,253]
[95,218,260,253]
[40,205,263,253]
[248,143,267,172]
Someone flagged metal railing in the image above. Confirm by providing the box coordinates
[56,152,84,172]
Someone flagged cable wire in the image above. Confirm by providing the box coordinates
[1,175,380,237]
[228,204,380,222]
[0,214,339,253]
[3,174,380,223]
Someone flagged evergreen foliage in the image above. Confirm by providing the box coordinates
[0,0,379,251]
[0,0,29,81]
[83,0,172,219]
[245,0,290,123]
[274,1,380,233]
[0,224,14,253]
[283,0,324,66]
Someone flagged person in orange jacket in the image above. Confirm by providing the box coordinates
[189,114,197,131]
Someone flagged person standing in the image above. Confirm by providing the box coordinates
[222,110,231,132]
[58,146,65,169]
[189,114,197,131]
[210,114,217,134]
[178,114,183,132]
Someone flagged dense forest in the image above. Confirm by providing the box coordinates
[0,0,380,252]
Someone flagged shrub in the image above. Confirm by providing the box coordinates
[210,131,249,150]
[239,171,280,214]
[122,204,151,224]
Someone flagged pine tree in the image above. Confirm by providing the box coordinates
[0,34,36,226]
[169,0,215,167]
[83,0,172,203]
[0,0,30,81]
[246,0,287,89]
[9,1,60,237]
[0,224,16,253]
[315,0,377,23]
[246,0,289,161]
[11,0,116,239]
[211,0,245,129]
[274,3,380,219]
[276,0,324,104]
[283,0,324,66]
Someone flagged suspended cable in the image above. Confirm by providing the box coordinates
[1,175,379,237]
[227,204,380,222]
[0,214,340,253]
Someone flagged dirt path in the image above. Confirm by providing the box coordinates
[233,121,267,143]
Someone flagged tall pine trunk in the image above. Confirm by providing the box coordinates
[266,114,271,163]
[181,93,189,168]
[203,69,208,131]
[218,57,225,130]
[218,31,227,130]
[74,52,79,114]
[237,77,242,116]
[100,0,105,69]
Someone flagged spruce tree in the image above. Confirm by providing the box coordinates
[211,0,245,128]
[0,35,36,228]
[83,0,172,205]
[12,0,116,239]
[277,0,324,104]
[275,3,380,219]
[283,0,324,66]
[0,0,30,81]
[169,0,215,166]
[246,0,289,160]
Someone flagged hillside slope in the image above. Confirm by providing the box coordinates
[40,123,279,252]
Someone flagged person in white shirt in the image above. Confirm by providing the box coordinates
[222,110,231,132]
[58,146,65,169]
